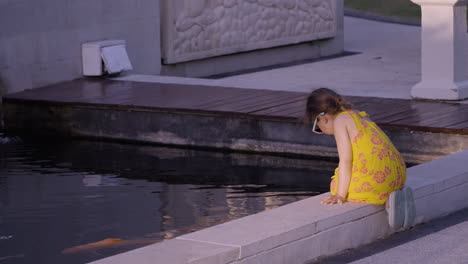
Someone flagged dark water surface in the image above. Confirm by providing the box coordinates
[0,135,334,264]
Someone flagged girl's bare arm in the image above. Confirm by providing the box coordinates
[322,115,353,204]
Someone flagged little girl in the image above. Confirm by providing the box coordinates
[305,88,415,230]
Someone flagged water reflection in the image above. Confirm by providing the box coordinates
[0,136,334,264]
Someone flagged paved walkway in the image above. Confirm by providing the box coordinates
[116,16,422,100]
[313,207,468,264]
[218,16,421,99]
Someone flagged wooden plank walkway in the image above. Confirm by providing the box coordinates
[4,79,468,135]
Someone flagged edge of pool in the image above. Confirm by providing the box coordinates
[4,99,467,165]
[88,150,468,264]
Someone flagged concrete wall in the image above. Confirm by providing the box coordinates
[0,0,344,97]
[161,0,344,77]
[0,0,161,97]
[162,0,339,64]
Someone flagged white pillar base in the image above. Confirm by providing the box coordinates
[411,0,468,100]
[411,80,468,100]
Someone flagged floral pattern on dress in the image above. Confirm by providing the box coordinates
[360,117,369,128]
[379,193,390,200]
[360,167,368,175]
[354,182,373,193]
[353,130,364,143]
[370,130,383,145]
[372,146,390,160]
[372,166,391,183]
[373,171,386,183]
[330,111,407,205]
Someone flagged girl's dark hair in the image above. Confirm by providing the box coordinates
[304,88,352,124]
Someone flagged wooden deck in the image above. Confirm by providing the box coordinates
[4,79,468,135]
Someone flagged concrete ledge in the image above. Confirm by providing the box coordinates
[90,150,468,264]
[4,101,468,164]
[87,238,239,264]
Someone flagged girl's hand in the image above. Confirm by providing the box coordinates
[321,195,346,205]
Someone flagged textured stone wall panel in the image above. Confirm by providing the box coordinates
[162,0,337,64]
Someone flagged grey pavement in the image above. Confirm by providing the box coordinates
[217,16,421,99]
[117,16,422,100]
[312,207,468,264]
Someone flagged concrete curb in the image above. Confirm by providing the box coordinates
[89,150,468,264]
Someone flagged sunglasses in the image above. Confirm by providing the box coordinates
[312,112,325,134]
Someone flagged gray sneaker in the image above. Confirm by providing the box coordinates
[403,186,416,230]
[387,189,405,231]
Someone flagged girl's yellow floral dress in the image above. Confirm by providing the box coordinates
[330,111,406,205]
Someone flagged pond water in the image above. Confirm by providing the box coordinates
[0,135,335,264]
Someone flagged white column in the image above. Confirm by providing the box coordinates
[411,0,468,100]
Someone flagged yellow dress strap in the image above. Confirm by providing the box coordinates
[337,110,369,118]
[337,110,369,131]
[338,110,369,131]
[358,111,369,118]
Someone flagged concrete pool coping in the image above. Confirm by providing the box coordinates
[89,150,468,264]
[3,79,468,165]
[4,97,468,165]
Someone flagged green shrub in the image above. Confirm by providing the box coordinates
[345,0,421,20]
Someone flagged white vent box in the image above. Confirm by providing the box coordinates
[82,40,133,76]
